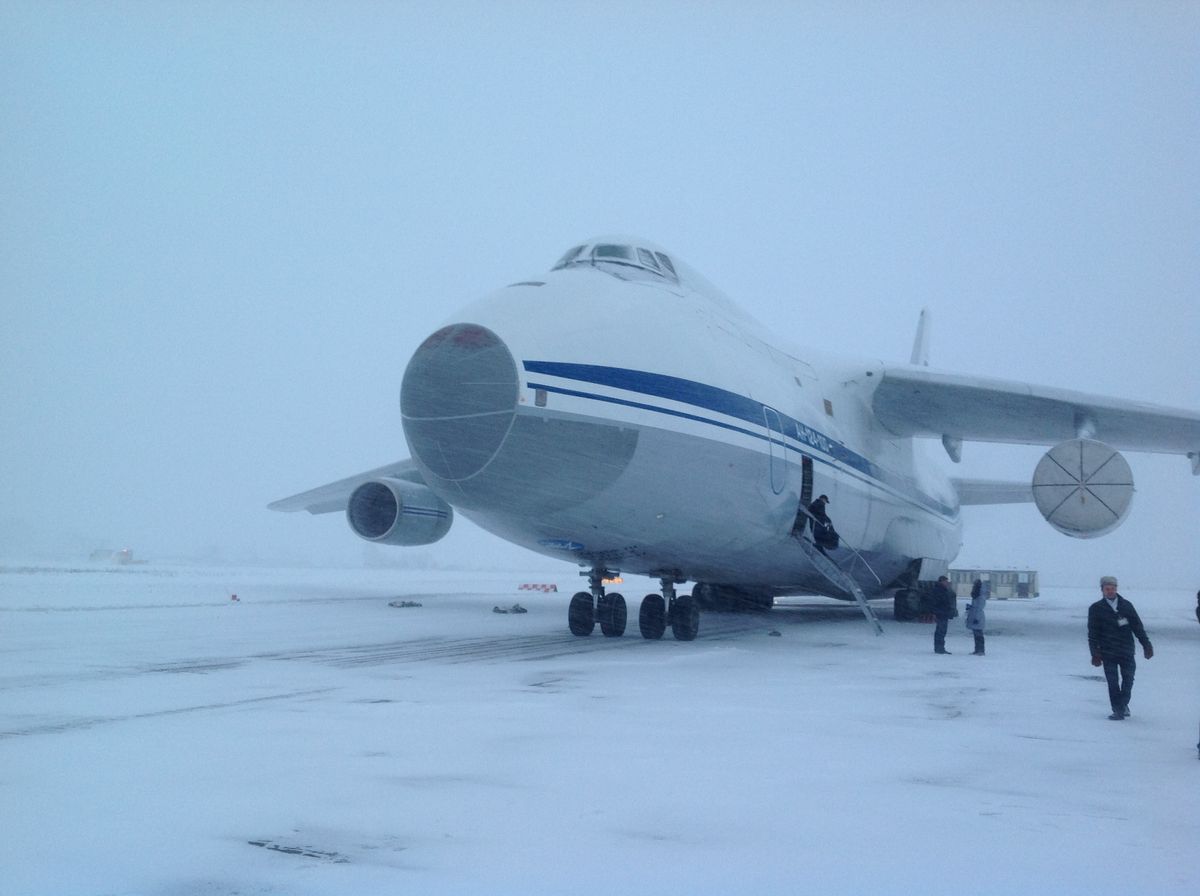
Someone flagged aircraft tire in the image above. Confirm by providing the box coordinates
[639,594,667,640]
[599,593,627,637]
[568,591,595,636]
[671,594,700,641]
[893,590,916,622]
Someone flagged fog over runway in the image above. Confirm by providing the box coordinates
[2,563,1196,895]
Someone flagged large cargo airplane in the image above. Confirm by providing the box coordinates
[271,237,1200,640]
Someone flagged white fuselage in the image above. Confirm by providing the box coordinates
[401,259,962,598]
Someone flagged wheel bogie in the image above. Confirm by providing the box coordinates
[892,587,926,621]
[570,575,703,641]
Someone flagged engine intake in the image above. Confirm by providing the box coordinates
[346,478,453,546]
[1032,439,1134,538]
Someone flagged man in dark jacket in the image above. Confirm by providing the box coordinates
[1087,576,1153,721]
[808,495,838,554]
[931,575,957,654]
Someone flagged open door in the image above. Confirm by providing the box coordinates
[790,455,815,535]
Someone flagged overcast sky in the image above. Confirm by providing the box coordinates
[2,1,1196,587]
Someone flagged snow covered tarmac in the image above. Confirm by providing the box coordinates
[2,564,1196,895]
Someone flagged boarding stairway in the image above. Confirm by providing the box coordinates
[793,513,884,636]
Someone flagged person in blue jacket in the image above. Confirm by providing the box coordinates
[1087,576,1153,721]
[965,578,987,655]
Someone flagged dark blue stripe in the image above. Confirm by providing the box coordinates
[527,382,762,442]
[527,362,763,422]
[524,360,954,519]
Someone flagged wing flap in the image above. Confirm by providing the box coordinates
[874,367,1200,457]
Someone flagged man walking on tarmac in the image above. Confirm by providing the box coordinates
[1087,576,1153,721]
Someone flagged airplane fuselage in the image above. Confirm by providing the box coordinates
[399,250,962,599]
[274,235,1200,635]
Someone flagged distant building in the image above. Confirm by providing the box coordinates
[948,568,1038,599]
[89,547,134,565]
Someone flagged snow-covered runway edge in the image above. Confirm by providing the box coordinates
[2,563,1196,895]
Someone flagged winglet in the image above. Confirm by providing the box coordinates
[909,307,931,366]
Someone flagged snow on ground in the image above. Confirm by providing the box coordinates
[1,563,1197,895]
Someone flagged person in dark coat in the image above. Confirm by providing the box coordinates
[807,495,838,554]
[1087,575,1153,720]
[965,578,987,655]
[931,575,957,654]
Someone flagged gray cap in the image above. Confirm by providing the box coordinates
[1100,575,1118,587]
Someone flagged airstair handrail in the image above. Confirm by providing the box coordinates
[793,530,884,636]
[794,505,883,587]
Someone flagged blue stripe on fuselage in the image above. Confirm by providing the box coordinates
[523,360,954,519]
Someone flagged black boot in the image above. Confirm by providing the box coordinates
[972,633,985,655]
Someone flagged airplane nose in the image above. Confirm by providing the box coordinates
[401,323,518,481]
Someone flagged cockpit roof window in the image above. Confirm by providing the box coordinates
[551,240,679,284]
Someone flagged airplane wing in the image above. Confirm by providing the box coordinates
[873,366,1200,467]
[268,459,424,514]
[951,478,1033,505]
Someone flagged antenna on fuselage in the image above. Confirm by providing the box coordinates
[909,307,931,366]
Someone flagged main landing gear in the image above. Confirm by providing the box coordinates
[568,568,626,637]
[642,578,699,641]
[568,570,699,641]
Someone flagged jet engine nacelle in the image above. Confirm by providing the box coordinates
[346,478,453,546]
[1031,439,1134,538]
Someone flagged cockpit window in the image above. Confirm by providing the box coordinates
[551,240,679,284]
[554,245,585,268]
[594,244,632,260]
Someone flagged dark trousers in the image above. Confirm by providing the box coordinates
[934,618,948,651]
[1101,655,1136,713]
[972,632,985,654]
